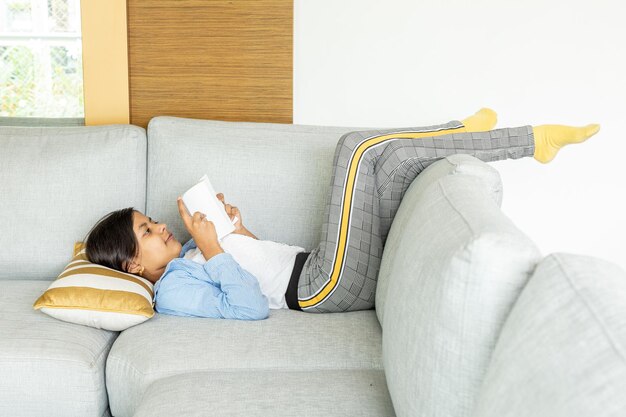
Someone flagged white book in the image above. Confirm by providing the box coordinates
[181,174,237,241]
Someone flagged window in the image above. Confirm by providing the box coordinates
[0,0,84,122]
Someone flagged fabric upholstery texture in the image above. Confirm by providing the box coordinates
[473,253,626,417]
[4,118,624,417]
[107,308,382,417]
[133,370,395,417]
[0,124,147,281]
[380,171,541,417]
[146,116,363,251]
[0,280,118,417]
[375,154,503,323]
[33,244,155,331]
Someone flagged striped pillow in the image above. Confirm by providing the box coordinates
[33,242,155,331]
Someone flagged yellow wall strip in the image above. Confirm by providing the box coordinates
[80,0,129,125]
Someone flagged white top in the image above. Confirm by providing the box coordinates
[183,234,305,309]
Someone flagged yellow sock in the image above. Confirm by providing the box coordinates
[533,124,600,163]
[460,108,498,132]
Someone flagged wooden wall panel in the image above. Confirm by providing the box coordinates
[127,0,292,128]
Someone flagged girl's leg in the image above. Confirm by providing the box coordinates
[295,119,598,313]
[295,115,527,312]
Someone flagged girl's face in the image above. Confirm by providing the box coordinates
[128,211,182,283]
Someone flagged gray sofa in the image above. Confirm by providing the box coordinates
[1,116,624,417]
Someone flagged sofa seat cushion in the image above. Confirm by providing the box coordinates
[473,253,626,417]
[107,309,382,417]
[134,370,395,417]
[0,280,118,417]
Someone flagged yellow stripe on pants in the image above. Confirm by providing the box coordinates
[299,124,466,309]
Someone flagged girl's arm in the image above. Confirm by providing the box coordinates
[171,198,267,319]
[156,254,269,320]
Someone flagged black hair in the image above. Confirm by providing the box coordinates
[84,207,138,273]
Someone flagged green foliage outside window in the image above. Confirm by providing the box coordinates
[0,0,84,119]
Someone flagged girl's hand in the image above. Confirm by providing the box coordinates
[216,193,243,232]
[177,197,224,259]
[215,193,258,239]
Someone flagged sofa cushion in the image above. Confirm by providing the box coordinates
[376,154,503,323]
[473,253,626,417]
[380,168,541,417]
[133,370,395,417]
[33,243,155,331]
[106,309,382,417]
[0,124,147,280]
[0,280,118,417]
[146,116,361,251]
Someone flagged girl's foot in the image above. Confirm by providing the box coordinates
[461,108,498,132]
[533,124,601,163]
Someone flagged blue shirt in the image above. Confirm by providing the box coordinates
[153,238,269,320]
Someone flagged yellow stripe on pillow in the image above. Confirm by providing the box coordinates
[73,241,86,257]
[34,287,154,317]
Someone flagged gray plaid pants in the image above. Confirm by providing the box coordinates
[296,120,535,312]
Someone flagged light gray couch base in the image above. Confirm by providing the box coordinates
[2,118,625,417]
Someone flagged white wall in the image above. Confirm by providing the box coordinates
[294,0,625,270]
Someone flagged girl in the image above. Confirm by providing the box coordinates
[85,108,600,318]
[85,194,296,320]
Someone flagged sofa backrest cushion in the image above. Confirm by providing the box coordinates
[473,253,626,417]
[0,125,147,280]
[146,116,359,250]
[379,156,542,417]
[376,154,504,322]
